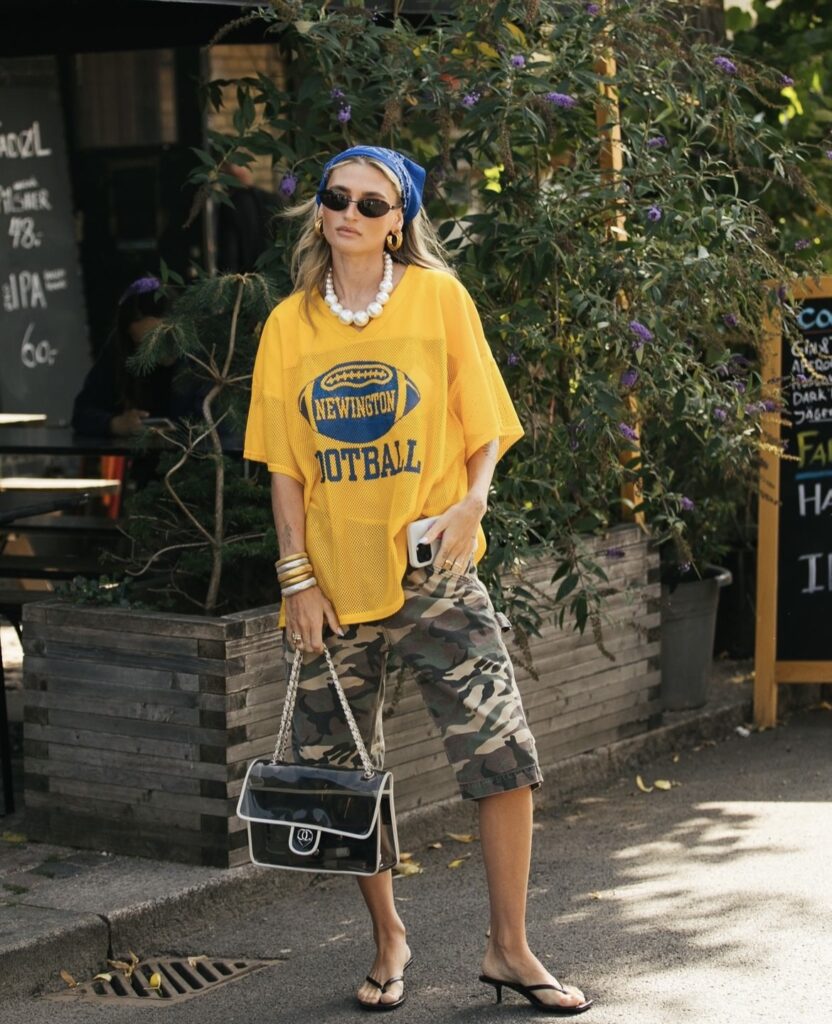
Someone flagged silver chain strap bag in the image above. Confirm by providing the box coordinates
[236,646,399,875]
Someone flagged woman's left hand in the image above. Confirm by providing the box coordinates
[422,494,486,573]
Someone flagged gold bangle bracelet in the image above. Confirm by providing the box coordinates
[281,577,318,597]
[276,557,311,576]
[275,551,308,569]
[278,568,314,586]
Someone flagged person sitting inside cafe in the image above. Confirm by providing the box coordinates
[71,275,203,437]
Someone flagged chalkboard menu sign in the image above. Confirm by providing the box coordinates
[0,86,89,423]
[755,277,832,726]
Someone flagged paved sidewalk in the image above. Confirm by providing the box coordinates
[2,646,766,1001]
[1,689,829,1022]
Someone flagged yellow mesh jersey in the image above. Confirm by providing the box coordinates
[244,265,524,625]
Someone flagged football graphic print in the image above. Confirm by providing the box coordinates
[298,360,421,443]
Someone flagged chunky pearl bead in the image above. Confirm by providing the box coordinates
[326,252,393,328]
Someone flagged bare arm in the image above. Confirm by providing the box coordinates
[271,473,343,652]
[423,439,498,568]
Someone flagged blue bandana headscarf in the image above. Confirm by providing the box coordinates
[317,146,426,225]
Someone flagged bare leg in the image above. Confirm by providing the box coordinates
[354,870,411,1007]
[479,787,587,1009]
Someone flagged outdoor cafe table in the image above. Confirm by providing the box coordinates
[0,425,244,458]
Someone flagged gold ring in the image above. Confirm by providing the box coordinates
[291,632,303,644]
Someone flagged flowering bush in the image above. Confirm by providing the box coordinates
[122,0,821,636]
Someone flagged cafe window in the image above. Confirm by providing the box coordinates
[74,50,177,149]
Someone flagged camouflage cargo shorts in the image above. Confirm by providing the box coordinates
[284,563,542,801]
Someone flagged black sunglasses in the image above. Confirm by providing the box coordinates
[317,188,402,219]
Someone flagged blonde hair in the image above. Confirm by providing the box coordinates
[283,156,456,320]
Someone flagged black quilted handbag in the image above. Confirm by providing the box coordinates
[236,646,399,876]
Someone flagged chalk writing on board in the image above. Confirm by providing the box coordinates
[778,294,832,649]
[0,120,52,160]
[0,85,89,421]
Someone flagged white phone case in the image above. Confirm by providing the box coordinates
[406,516,439,567]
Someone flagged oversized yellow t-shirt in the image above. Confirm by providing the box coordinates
[244,265,523,624]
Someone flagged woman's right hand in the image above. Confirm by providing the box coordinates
[284,585,344,653]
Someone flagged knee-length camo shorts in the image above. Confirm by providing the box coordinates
[284,564,542,801]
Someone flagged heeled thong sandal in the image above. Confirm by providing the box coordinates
[358,956,414,1012]
[479,973,593,1015]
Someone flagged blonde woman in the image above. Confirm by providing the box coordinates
[244,146,592,1015]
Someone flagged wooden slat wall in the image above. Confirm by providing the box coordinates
[21,524,657,866]
[22,602,284,868]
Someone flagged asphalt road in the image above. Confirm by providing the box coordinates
[2,706,830,1024]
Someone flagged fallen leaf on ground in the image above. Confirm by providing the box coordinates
[635,774,653,793]
[60,970,77,988]
[447,856,469,869]
[398,851,414,862]
[149,973,162,990]
[1,832,27,844]
[427,841,443,850]
[393,860,423,876]
[107,958,136,978]
[447,832,478,843]
[589,892,602,900]
[93,973,113,982]
[672,754,680,764]
[187,955,207,967]
[653,779,672,791]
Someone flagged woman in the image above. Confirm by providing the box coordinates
[244,146,592,1015]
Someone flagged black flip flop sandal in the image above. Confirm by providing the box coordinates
[479,973,593,1015]
[358,957,414,1012]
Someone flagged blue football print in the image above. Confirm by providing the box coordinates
[298,361,420,443]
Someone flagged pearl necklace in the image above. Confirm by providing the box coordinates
[324,252,393,328]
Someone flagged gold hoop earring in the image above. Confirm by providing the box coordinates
[386,230,403,252]
[315,218,325,238]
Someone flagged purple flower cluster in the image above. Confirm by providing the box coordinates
[545,92,577,109]
[619,422,639,442]
[330,88,351,124]
[279,173,297,198]
[714,56,738,76]
[510,54,525,68]
[826,150,832,161]
[646,135,667,149]
[680,496,695,511]
[780,74,794,86]
[604,547,626,560]
[462,91,481,109]
[731,379,747,394]
[647,204,662,222]
[722,313,739,327]
[586,2,601,13]
[713,407,727,423]
[620,367,639,389]
[629,320,654,349]
[745,401,767,415]
[507,352,520,366]
[794,238,811,251]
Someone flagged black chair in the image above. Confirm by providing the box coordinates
[0,494,90,816]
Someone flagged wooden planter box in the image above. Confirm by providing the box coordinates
[21,523,658,867]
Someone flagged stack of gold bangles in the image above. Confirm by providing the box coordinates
[275,552,318,597]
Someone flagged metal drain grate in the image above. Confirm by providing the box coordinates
[47,956,278,1004]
